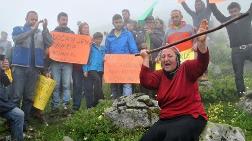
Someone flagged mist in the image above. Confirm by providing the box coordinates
[0,0,250,38]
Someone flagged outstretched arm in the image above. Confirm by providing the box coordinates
[42,19,53,48]
[139,49,161,90]
[185,20,209,82]
[181,1,196,17]
[12,20,43,44]
[207,0,228,23]
[247,2,252,20]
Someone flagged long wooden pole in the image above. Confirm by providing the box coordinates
[135,12,250,56]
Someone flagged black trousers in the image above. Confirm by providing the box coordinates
[140,115,207,141]
[231,47,252,93]
[85,71,103,108]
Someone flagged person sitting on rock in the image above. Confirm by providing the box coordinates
[0,59,24,141]
[139,20,209,141]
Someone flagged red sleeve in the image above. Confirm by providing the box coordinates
[140,65,162,90]
[184,48,209,82]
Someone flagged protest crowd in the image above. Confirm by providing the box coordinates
[0,0,251,140]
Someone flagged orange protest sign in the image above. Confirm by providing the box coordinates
[49,32,92,64]
[209,0,225,3]
[104,54,143,84]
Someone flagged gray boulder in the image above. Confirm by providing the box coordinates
[105,93,159,129]
[105,94,246,141]
[200,122,245,141]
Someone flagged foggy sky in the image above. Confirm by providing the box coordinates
[0,0,250,39]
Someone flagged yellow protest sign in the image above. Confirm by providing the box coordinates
[155,62,162,70]
[180,48,195,62]
[33,75,56,111]
[155,48,195,70]
[104,54,143,83]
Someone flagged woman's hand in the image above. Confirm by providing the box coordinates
[140,49,149,60]
[197,20,208,43]
[196,20,209,53]
[140,49,150,68]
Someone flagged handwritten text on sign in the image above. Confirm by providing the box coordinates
[49,32,91,64]
[104,54,143,84]
[180,48,195,62]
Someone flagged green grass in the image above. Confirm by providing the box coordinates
[1,75,252,141]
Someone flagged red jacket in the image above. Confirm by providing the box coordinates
[140,49,209,120]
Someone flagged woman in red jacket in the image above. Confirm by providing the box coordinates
[140,20,209,141]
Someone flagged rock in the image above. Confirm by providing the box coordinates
[63,136,74,141]
[105,94,246,141]
[238,90,252,115]
[104,93,160,129]
[200,122,245,141]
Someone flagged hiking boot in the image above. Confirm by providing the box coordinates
[62,106,72,117]
[238,91,246,97]
[32,109,47,124]
[23,125,34,132]
[49,108,60,118]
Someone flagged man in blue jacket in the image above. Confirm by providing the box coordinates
[105,14,139,99]
[11,11,52,130]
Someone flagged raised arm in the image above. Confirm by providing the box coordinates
[185,20,209,82]
[139,49,161,90]
[207,0,228,23]
[12,20,43,44]
[42,19,53,48]
[12,27,35,44]
[181,1,196,17]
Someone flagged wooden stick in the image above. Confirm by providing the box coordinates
[135,12,250,56]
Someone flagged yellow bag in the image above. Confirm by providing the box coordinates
[33,75,56,111]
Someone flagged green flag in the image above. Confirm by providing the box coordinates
[138,0,159,25]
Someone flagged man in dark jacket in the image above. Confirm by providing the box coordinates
[122,9,135,28]
[181,0,212,29]
[208,0,252,96]
[136,16,164,69]
[0,59,24,141]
